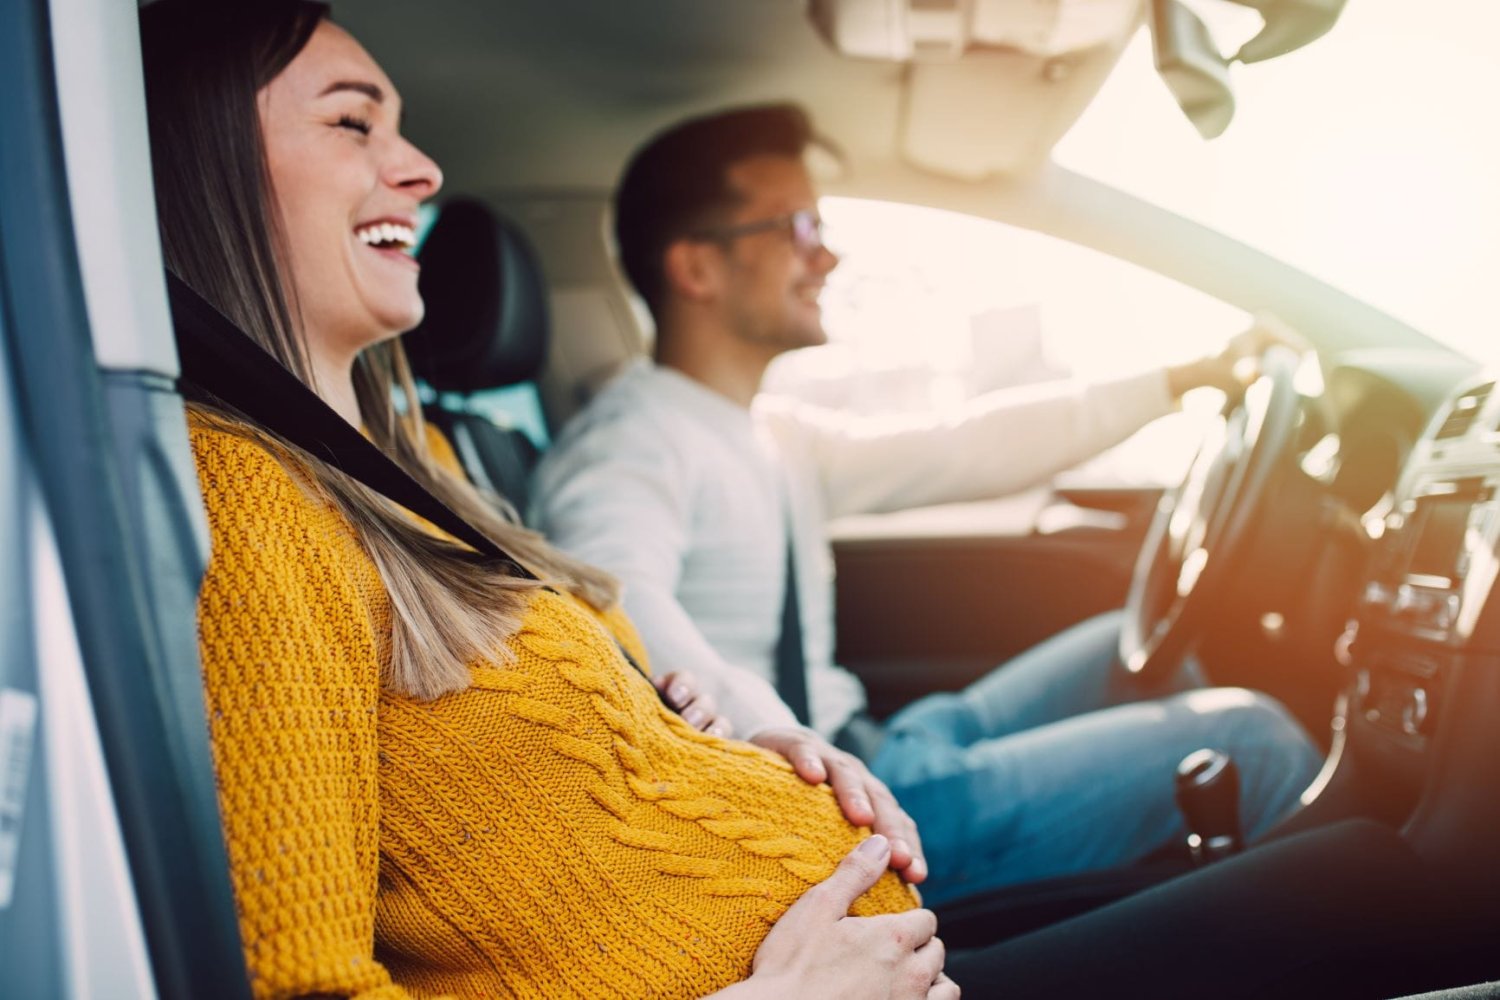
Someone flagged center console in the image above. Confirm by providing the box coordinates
[939,373,1500,939]
[1344,378,1500,798]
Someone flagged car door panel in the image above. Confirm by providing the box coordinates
[833,488,1159,717]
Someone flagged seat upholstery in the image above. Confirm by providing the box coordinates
[404,198,550,513]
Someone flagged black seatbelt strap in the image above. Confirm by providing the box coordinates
[773,532,812,727]
[165,271,535,580]
[164,272,698,707]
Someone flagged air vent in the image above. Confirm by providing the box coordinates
[1435,382,1494,439]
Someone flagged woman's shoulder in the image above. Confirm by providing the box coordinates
[189,417,315,501]
[186,416,349,550]
[188,417,381,645]
[189,414,294,470]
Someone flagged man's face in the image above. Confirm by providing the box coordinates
[714,155,838,354]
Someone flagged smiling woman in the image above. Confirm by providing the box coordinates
[140,0,608,702]
[9,0,1499,994]
[135,3,960,998]
[254,23,440,421]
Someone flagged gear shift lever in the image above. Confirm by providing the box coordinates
[1175,748,1243,865]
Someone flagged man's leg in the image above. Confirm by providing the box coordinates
[870,686,1323,904]
[928,610,1205,742]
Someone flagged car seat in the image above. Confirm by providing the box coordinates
[404,198,549,513]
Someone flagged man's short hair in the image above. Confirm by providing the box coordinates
[613,103,814,317]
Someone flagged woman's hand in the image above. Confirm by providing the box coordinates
[655,670,734,737]
[750,727,927,884]
[710,836,958,1000]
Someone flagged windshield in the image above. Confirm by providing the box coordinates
[1054,0,1500,361]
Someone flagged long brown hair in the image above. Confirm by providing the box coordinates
[141,0,618,698]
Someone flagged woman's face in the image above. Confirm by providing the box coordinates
[258,21,442,359]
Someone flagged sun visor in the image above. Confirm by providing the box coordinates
[900,40,1135,180]
[807,0,1349,175]
[808,0,1141,179]
[808,0,1142,61]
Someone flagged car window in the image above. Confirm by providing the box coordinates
[1054,0,1500,358]
[764,197,1244,488]
[445,384,552,450]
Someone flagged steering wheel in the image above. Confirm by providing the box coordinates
[1118,346,1305,682]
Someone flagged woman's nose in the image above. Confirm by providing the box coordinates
[388,138,443,201]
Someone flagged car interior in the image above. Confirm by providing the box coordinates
[403,199,552,517]
[2,0,1499,996]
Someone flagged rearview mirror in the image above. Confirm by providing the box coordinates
[1149,0,1235,139]
[1149,0,1350,139]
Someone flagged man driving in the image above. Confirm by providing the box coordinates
[532,103,1321,903]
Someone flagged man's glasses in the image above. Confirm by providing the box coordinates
[689,209,828,258]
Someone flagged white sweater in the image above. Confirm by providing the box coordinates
[532,359,1173,739]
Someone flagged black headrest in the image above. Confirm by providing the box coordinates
[404,199,549,393]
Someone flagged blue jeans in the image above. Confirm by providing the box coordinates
[867,611,1324,906]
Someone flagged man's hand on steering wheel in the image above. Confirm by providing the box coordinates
[1122,323,1308,680]
[750,726,928,886]
[1167,311,1310,398]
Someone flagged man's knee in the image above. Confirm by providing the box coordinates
[884,690,973,741]
[870,698,975,790]
[1176,687,1313,755]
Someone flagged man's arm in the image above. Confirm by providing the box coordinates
[784,314,1304,519]
[780,368,1174,520]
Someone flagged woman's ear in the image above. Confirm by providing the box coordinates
[662,239,722,304]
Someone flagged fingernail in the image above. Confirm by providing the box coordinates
[668,684,688,704]
[857,834,889,858]
[683,707,706,727]
[852,795,870,813]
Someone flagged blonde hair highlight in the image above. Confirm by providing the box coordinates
[191,340,619,701]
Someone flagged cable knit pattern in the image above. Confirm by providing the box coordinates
[191,421,916,1000]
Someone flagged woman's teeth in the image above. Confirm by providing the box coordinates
[354,222,416,250]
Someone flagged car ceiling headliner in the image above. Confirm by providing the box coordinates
[338,0,908,197]
[130,1,1444,358]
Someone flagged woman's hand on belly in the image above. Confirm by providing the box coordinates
[706,835,959,1000]
[750,727,927,884]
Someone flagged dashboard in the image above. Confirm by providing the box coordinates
[1339,369,1500,810]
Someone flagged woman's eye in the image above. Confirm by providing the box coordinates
[336,114,372,136]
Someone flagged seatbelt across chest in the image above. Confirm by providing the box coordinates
[773,540,812,727]
[165,271,535,580]
[771,463,812,728]
[166,271,670,699]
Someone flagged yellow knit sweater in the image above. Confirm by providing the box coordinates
[190,422,916,999]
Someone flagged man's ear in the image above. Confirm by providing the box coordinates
[663,239,723,304]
